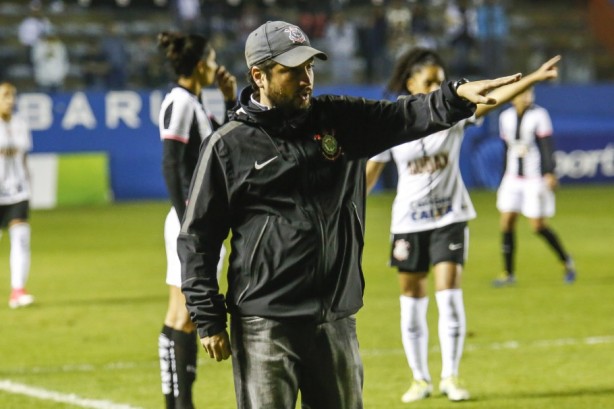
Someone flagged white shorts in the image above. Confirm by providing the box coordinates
[164,207,226,287]
[496,176,555,218]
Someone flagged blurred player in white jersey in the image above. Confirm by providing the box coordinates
[157,31,236,409]
[0,82,34,309]
[366,49,560,403]
[493,87,576,286]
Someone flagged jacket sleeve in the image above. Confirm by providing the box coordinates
[177,132,230,338]
[325,80,476,158]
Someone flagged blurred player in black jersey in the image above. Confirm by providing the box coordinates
[157,31,236,409]
[494,87,576,286]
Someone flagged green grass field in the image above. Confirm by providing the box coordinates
[1,185,613,409]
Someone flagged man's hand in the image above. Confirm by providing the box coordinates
[201,330,231,362]
[457,73,522,105]
[216,66,237,103]
[531,55,561,83]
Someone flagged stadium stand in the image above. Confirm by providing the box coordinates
[1,0,613,92]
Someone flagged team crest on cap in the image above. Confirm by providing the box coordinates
[284,26,306,44]
[314,130,342,160]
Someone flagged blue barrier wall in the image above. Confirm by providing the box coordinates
[19,84,614,201]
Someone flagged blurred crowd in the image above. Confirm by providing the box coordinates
[1,0,601,93]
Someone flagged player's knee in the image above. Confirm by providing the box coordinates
[170,309,194,332]
[531,223,547,234]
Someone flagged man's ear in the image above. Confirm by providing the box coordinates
[251,66,265,88]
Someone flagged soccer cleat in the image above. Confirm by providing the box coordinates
[401,379,433,403]
[564,257,577,284]
[439,376,470,401]
[9,288,34,309]
[492,273,516,287]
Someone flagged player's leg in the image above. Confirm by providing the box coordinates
[7,201,33,309]
[399,271,431,402]
[161,208,197,409]
[431,222,470,401]
[158,314,176,409]
[495,178,522,286]
[529,217,576,283]
[525,181,576,283]
[497,211,518,284]
[391,233,433,402]
[166,288,197,409]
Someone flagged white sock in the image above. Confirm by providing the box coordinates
[400,295,431,382]
[10,223,31,289]
[435,289,466,379]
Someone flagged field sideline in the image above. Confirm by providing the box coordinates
[1,185,613,409]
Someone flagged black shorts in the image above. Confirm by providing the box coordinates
[389,221,468,273]
[0,201,29,228]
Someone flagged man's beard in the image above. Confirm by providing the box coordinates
[267,86,310,116]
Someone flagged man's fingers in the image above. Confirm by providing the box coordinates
[212,344,231,361]
[204,343,224,361]
[204,344,215,359]
[201,332,231,361]
[457,73,521,103]
[221,343,231,360]
[543,55,562,69]
[490,73,522,88]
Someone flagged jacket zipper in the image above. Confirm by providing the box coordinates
[292,138,328,321]
[236,215,270,304]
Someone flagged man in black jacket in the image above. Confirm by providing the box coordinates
[178,20,520,409]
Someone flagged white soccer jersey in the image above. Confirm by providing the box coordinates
[158,86,213,144]
[371,119,476,234]
[0,114,32,205]
[499,104,552,178]
[159,85,217,287]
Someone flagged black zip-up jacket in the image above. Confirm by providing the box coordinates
[178,83,476,338]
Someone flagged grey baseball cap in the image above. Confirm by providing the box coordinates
[245,21,328,68]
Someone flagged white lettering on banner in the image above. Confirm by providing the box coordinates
[17,89,225,132]
[16,93,53,131]
[602,144,614,176]
[106,91,141,129]
[62,92,97,129]
[554,144,614,179]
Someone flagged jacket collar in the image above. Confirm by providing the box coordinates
[231,86,312,137]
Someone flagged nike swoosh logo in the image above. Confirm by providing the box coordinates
[254,156,278,170]
[448,243,463,251]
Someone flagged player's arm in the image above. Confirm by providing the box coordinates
[216,65,237,123]
[162,139,188,220]
[474,55,561,118]
[366,160,386,194]
[537,135,557,190]
[498,115,509,182]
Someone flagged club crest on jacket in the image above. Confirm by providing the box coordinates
[314,130,342,160]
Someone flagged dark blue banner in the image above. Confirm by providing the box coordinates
[19,85,614,200]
